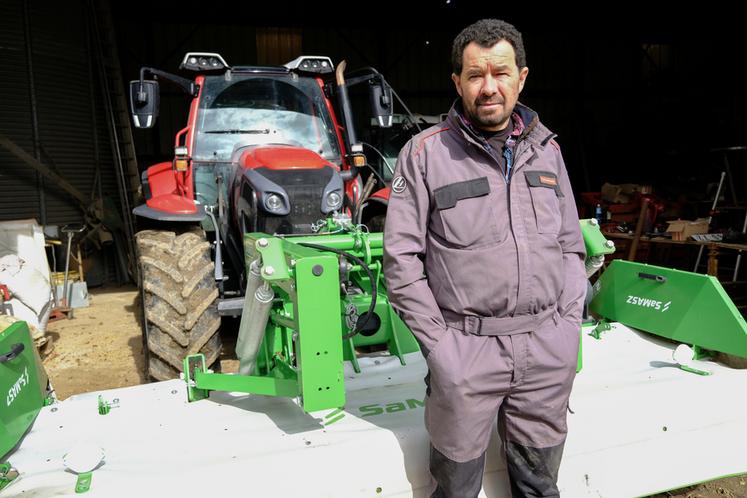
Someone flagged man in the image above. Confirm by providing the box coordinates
[383,19,587,498]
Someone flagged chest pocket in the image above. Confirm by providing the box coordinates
[525,170,562,234]
[432,176,505,248]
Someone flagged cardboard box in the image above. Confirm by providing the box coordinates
[666,218,710,241]
[601,183,627,203]
[601,183,650,204]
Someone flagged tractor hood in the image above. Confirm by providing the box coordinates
[230,144,346,230]
[235,145,337,171]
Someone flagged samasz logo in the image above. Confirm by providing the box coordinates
[626,295,671,312]
[6,367,30,407]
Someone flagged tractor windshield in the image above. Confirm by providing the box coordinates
[193,74,341,163]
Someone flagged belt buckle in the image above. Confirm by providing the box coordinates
[464,315,482,335]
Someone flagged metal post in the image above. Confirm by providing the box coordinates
[694,172,726,273]
[62,232,73,310]
[628,198,650,262]
[22,0,45,225]
[721,152,738,207]
[61,225,85,317]
[733,208,747,282]
[84,6,101,202]
[87,0,137,279]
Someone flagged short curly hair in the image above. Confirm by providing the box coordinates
[452,19,526,75]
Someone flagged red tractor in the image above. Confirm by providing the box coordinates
[129,53,395,380]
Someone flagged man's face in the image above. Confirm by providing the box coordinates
[452,40,529,131]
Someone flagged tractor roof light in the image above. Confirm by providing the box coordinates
[180,53,230,72]
[284,56,334,74]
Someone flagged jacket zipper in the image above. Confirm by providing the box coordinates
[464,123,554,318]
[479,138,522,316]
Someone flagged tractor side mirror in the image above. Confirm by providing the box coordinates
[369,79,393,128]
[129,80,160,129]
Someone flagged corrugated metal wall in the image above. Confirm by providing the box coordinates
[0,0,117,226]
[0,0,40,221]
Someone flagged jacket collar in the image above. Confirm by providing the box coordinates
[446,99,555,149]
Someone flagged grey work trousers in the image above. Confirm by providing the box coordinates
[424,310,579,497]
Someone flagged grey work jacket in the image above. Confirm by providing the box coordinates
[383,102,587,355]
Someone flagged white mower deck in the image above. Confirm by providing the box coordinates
[5,323,747,497]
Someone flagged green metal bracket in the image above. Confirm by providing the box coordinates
[184,354,210,402]
[293,247,346,412]
[590,260,747,359]
[692,344,714,361]
[97,395,110,415]
[75,471,92,493]
[382,297,418,367]
[0,462,18,491]
[342,337,361,374]
[186,227,419,413]
[580,218,616,257]
[253,237,291,281]
[96,395,119,415]
[678,363,712,376]
[674,344,714,376]
[194,370,299,397]
[590,319,612,340]
[1,321,47,459]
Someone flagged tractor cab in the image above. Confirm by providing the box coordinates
[129,52,394,282]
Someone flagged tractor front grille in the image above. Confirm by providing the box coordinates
[255,166,334,235]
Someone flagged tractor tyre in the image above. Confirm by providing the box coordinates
[136,229,222,381]
[366,214,387,233]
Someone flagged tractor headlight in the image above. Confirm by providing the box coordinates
[327,191,342,210]
[265,193,284,212]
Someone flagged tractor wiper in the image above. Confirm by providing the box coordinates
[203,129,270,134]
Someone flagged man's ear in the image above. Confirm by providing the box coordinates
[518,66,529,94]
[451,73,463,97]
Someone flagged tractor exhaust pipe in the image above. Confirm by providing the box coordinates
[336,61,365,183]
[335,61,357,149]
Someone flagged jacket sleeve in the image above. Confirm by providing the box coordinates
[554,142,587,324]
[383,139,448,356]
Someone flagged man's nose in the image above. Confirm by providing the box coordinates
[481,74,498,95]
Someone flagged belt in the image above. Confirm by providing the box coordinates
[442,305,556,336]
